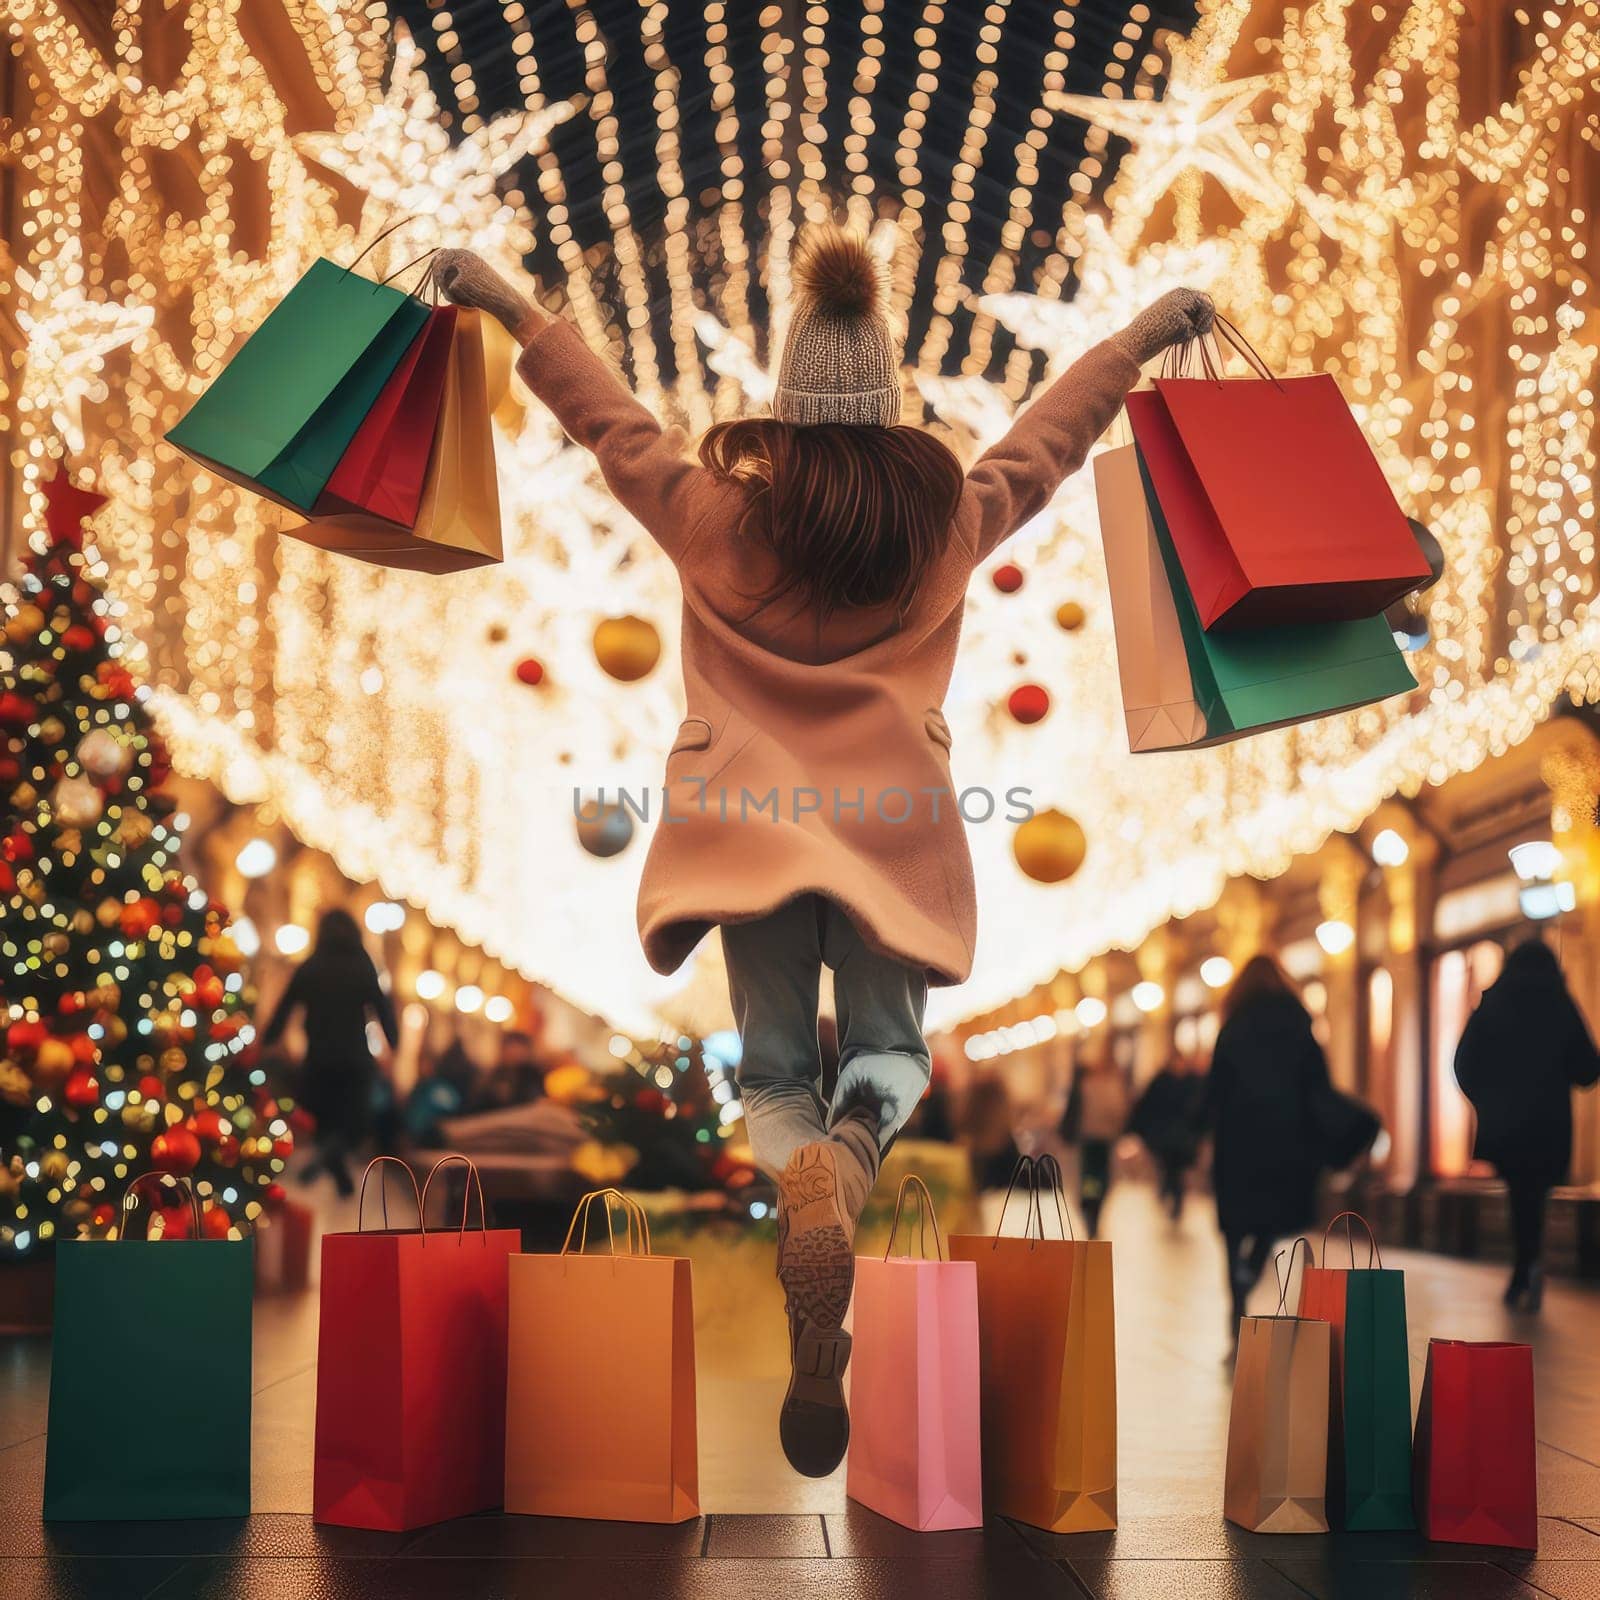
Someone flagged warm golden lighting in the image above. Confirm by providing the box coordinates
[3,1,1596,1030]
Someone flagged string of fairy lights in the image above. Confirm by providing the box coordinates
[2,0,1597,1033]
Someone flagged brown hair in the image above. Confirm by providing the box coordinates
[698,418,963,618]
[1221,953,1302,1025]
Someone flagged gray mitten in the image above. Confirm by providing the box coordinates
[432,248,537,338]
[1112,288,1216,365]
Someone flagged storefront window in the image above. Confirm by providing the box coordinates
[1428,940,1504,1177]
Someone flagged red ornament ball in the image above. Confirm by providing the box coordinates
[61,624,97,653]
[68,1032,98,1065]
[151,1126,202,1175]
[1007,683,1051,725]
[190,1107,224,1143]
[201,1205,233,1240]
[263,1183,287,1212]
[991,563,1024,594]
[514,657,545,687]
[63,1067,100,1108]
[91,1203,116,1229]
[137,1075,166,1102]
[5,1018,47,1056]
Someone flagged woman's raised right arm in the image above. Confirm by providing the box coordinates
[433,249,718,560]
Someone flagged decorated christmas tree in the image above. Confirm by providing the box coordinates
[0,466,291,1254]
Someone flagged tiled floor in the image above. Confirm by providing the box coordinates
[3,1182,1598,1598]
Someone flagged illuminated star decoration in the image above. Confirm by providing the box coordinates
[15,239,154,453]
[294,22,580,266]
[1048,52,1287,239]
[39,464,107,548]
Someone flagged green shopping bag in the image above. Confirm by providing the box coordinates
[1131,442,1416,740]
[43,1175,253,1521]
[166,257,429,512]
[1297,1213,1415,1530]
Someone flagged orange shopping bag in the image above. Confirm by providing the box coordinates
[948,1154,1116,1532]
[847,1176,982,1531]
[505,1189,698,1522]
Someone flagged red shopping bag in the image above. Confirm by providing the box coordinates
[313,1158,520,1531]
[1129,323,1430,631]
[314,304,456,527]
[848,1176,983,1531]
[1414,1339,1538,1549]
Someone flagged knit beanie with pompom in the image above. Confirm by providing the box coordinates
[772,227,901,428]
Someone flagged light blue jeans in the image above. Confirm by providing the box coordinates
[722,894,932,1177]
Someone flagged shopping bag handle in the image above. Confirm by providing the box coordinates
[343,215,423,281]
[1273,1236,1314,1316]
[1032,1152,1077,1242]
[561,1187,653,1257]
[884,1174,945,1262]
[1322,1209,1382,1269]
[381,248,441,303]
[419,1156,490,1244]
[120,1172,203,1239]
[1164,314,1285,393]
[357,1156,424,1233]
[992,1154,1038,1243]
[990,1153,1076,1247]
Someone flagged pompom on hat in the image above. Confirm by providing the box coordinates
[772,226,901,428]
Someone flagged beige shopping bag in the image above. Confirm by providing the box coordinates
[1094,440,1211,751]
[1224,1240,1332,1533]
[504,1189,698,1523]
[286,307,504,572]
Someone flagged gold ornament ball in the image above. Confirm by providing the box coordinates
[35,1038,75,1085]
[11,781,37,810]
[6,604,45,642]
[96,898,122,928]
[1013,808,1088,884]
[1055,601,1087,632]
[39,1150,70,1183]
[159,1046,188,1074]
[0,1062,31,1107]
[41,931,69,958]
[592,615,662,682]
[70,909,94,935]
[38,717,65,746]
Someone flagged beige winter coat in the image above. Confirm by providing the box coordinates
[518,322,1141,985]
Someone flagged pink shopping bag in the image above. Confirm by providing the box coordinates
[847,1175,982,1531]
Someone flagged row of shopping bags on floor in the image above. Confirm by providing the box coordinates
[849,1159,1116,1533]
[165,248,507,572]
[1094,323,1436,752]
[1226,1212,1538,1548]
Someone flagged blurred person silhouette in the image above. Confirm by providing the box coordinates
[481,1030,547,1109]
[262,908,398,1197]
[960,1074,1023,1192]
[1206,955,1330,1337]
[1454,936,1600,1311]
[1130,1052,1207,1222]
[1061,1056,1130,1237]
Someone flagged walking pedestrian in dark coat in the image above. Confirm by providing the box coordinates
[1131,1056,1206,1221]
[1454,937,1600,1310]
[1206,956,1331,1330]
[262,908,399,1196]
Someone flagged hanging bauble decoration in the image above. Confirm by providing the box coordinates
[991,563,1024,594]
[77,727,134,779]
[1012,808,1087,884]
[514,656,545,687]
[201,1205,234,1240]
[37,716,65,746]
[151,1125,202,1175]
[62,1067,100,1108]
[1055,601,1087,632]
[0,1062,31,1106]
[33,1037,75,1088]
[593,615,662,683]
[52,773,104,828]
[0,692,36,728]
[1007,684,1051,725]
[576,800,634,859]
[61,624,98,653]
[38,1150,70,1184]
[5,604,45,644]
